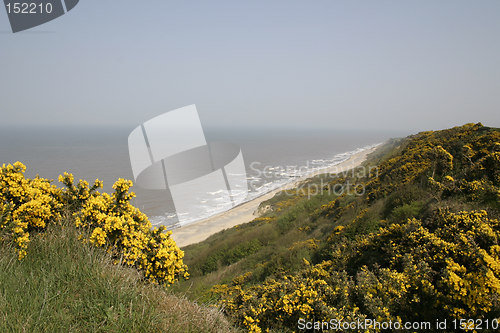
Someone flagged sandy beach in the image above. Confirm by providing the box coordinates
[171,146,379,247]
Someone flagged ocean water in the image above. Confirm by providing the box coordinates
[0,126,401,228]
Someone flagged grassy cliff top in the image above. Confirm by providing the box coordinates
[0,219,237,332]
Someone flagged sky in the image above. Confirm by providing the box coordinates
[0,0,499,132]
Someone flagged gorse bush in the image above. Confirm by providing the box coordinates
[0,163,187,286]
[0,220,233,332]
[205,123,500,332]
[214,209,499,332]
[0,162,62,259]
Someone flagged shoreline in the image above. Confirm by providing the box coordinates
[171,145,380,247]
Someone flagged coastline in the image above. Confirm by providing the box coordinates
[171,145,379,247]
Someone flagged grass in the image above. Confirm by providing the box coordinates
[0,220,238,332]
[175,127,500,303]
[173,176,351,300]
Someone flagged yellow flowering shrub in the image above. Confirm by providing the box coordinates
[213,209,500,331]
[213,261,364,332]
[66,177,188,285]
[0,162,62,259]
[361,123,500,203]
[209,125,500,331]
[58,171,103,210]
[287,238,318,251]
[0,163,188,285]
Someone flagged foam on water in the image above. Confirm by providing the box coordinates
[0,127,394,230]
[153,143,382,228]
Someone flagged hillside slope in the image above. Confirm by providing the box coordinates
[0,163,238,332]
[176,123,500,332]
[0,221,236,332]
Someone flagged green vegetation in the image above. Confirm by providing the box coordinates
[0,163,236,332]
[176,123,500,332]
[0,163,187,285]
[1,123,498,332]
[0,221,235,332]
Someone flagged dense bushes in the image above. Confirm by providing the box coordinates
[207,123,500,332]
[0,162,62,259]
[213,209,500,332]
[0,163,187,286]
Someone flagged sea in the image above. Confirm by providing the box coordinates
[0,126,404,229]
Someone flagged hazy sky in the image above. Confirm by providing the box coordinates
[1,0,499,131]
